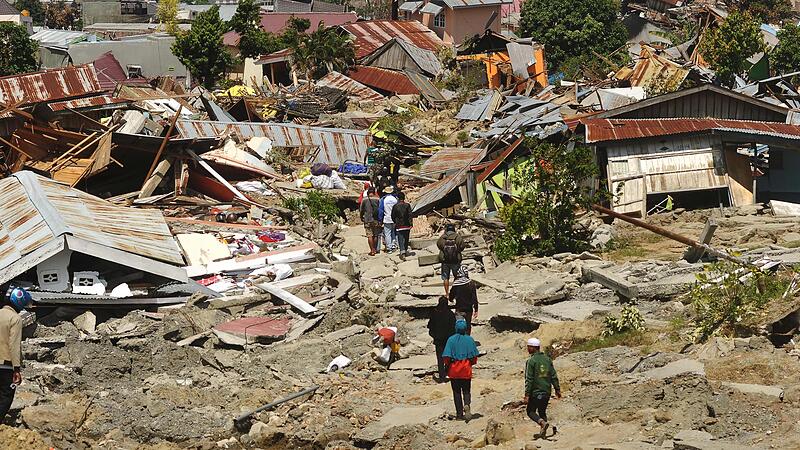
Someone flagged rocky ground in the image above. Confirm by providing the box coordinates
[6,205,800,449]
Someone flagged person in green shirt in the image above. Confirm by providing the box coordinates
[524,338,560,438]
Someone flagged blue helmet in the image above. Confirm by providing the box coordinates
[7,287,31,311]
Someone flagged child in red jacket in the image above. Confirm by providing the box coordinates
[442,318,479,420]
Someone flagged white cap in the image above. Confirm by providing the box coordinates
[527,338,541,347]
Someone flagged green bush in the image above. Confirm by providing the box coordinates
[282,190,340,224]
[494,139,604,260]
[603,306,645,337]
[688,261,790,341]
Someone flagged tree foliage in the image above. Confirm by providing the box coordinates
[771,23,800,76]
[288,23,355,80]
[45,1,81,30]
[14,0,44,26]
[700,11,765,86]
[689,262,790,341]
[0,23,38,76]
[157,0,179,35]
[733,0,792,24]
[494,139,602,260]
[172,6,233,88]
[518,0,627,76]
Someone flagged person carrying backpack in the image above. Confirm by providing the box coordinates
[437,223,465,295]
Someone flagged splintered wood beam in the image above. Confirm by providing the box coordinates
[144,105,182,181]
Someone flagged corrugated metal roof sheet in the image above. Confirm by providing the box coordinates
[399,1,423,12]
[30,29,91,48]
[396,38,442,75]
[420,2,443,14]
[420,147,486,177]
[47,94,129,112]
[0,64,102,107]
[455,90,502,121]
[583,118,800,143]
[341,20,446,59]
[175,120,372,166]
[348,66,420,95]
[442,0,512,7]
[0,171,185,271]
[91,51,128,90]
[317,70,384,101]
[411,165,469,213]
[405,70,445,103]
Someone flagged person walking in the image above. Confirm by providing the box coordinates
[359,186,381,255]
[377,186,398,252]
[437,223,465,295]
[391,192,413,259]
[524,338,561,438]
[427,296,456,383]
[442,318,479,420]
[449,266,478,335]
[0,287,30,421]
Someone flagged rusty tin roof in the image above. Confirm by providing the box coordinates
[175,120,373,166]
[583,118,800,143]
[348,66,419,95]
[317,70,384,101]
[341,20,446,59]
[0,64,103,107]
[0,171,185,273]
[420,147,486,177]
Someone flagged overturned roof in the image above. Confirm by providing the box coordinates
[583,118,800,143]
[0,64,102,108]
[91,51,127,90]
[341,20,446,59]
[317,70,384,101]
[175,120,372,166]
[0,171,186,286]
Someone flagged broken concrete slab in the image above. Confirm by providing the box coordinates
[176,233,232,266]
[362,263,396,280]
[397,259,435,278]
[73,311,96,334]
[640,359,705,380]
[581,265,638,299]
[722,382,784,400]
[470,273,510,293]
[770,199,800,217]
[353,405,446,445]
[541,301,611,321]
[323,324,368,342]
[283,315,325,343]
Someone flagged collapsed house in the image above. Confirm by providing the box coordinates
[0,171,196,306]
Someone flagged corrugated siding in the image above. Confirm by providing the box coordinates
[342,20,445,59]
[316,71,383,101]
[175,120,372,166]
[420,147,485,177]
[35,177,185,265]
[0,64,102,107]
[0,178,53,270]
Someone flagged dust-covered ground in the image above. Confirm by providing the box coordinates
[7,204,800,449]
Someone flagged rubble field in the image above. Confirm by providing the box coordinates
[4,204,800,450]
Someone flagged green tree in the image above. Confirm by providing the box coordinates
[172,6,233,88]
[229,0,274,59]
[518,0,627,76]
[734,0,792,24]
[494,139,602,260]
[771,23,800,75]
[157,0,179,35]
[288,23,354,80]
[700,11,766,87]
[14,0,44,26]
[0,23,38,76]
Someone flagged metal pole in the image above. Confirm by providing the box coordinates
[591,204,752,267]
[144,104,183,181]
[234,385,319,431]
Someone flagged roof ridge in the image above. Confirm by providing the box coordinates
[12,171,69,239]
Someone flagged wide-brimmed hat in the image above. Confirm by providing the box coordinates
[383,186,394,193]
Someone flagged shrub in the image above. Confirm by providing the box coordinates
[282,190,340,223]
[494,139,604,259]
[603,306,645,337]
[688,261,789,341]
